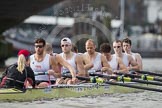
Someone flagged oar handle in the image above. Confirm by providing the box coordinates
[34,72,48,76]
[105,81,162,93]
[88,70,101,73]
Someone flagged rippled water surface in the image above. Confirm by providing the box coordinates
[1,58,162,108]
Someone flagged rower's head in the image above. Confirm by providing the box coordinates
[45,43,53,55]
[71,44,78,53]
[100,43,111,59]
[85,39,96,55]
[17,49,30,73]
[61,37,72,53]
[34,38,46,55]
[113,40,123,54]
[122,38,132,53]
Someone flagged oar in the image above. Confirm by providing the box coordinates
[89,73,162,86]
[62,74,162,93]
[34,72,48,76]
[116,72,162,82]
[136,70,162,77]
[88,70,162,82]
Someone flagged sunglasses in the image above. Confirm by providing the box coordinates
[35,45,44,48]
[61,44,69,47]
[113,46,121,48]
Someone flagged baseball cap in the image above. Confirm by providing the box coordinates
[18,49,30,58]
[61,37,72,44]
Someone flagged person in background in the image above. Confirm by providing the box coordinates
[71,44,78,53]
[45,42,57,56]
[100,43,128,73]
[112,40,139,71]
[122,38,143,71]
[0,49,35,89]
[82,39,112,74]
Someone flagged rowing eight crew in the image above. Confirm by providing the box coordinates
[0,37,142,89]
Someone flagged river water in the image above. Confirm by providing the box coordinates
[1,58,162,108]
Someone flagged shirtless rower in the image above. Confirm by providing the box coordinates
[100,43,128,73]
[112,40,139,71]
[82,39,112,74]
[29,38,77,87]
[122,38,143,71]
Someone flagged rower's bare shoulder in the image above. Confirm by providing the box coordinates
[135,53,142,58]
[127,54,135,61]
[82,53,87,58]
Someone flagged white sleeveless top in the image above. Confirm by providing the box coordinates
[108,55,118,70]
[122,53,129,67]
[113,53,129,67]
[30,54,55,81]
[60,53,77,73]
[84,52,102,73]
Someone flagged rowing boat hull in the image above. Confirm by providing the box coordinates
[0,83,141,102]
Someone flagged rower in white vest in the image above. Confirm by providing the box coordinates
[82,39,112,74]
[30,38,77,87]
[112,40,140,71]
[122,38,143,71]
[100,43,127,73]
[58,37,86,84]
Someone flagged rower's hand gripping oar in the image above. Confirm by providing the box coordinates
[34,71,48,76]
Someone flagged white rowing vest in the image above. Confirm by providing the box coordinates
[108,55,118,71]
[30,54,55,81]
[122,53,129,67]
[60,53,77,73]
[85,52,102,73]
[113,53,129,67]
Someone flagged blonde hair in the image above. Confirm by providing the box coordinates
[17,54,26,73]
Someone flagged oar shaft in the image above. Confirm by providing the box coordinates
[154,78,162,82]
[136,71,162,77]
[116,72,162,82]
[105,81,162,93]
[34,72,48,76]
[90,73,162,86]
[131,79,162,86]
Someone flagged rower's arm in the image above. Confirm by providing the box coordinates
[50,56,61,78]
[101,55,112,74]
[75,55,87,77]
[135,53,143,71]
[56,54,76,78]
[117,57,128,73]
[82,55,93,70]
[128,55,140,71]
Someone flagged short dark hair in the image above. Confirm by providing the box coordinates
[100,43,111,53]
[71,44,78,53]
[122,38,132,46]
[34,38,46,46]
